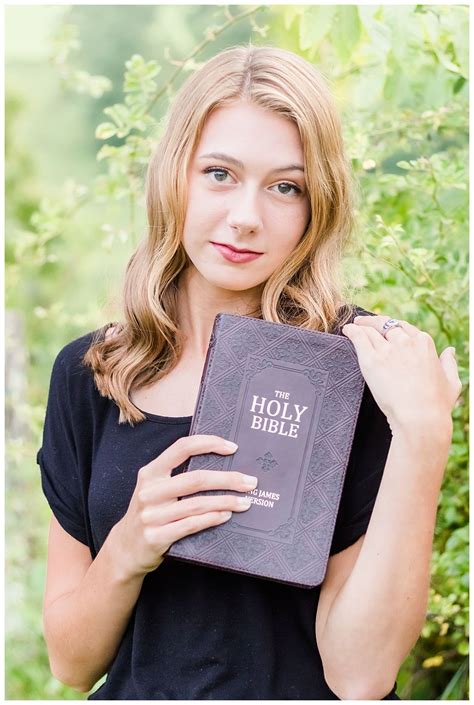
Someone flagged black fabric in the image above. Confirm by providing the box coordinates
[37,310,399,700]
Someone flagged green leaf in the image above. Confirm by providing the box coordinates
[333,6,361,64]
[358,5,391,55]
[283,5,302,31]
[103,103,130,129]
[383,51,411,105]
[299,5,335,52]
[444,507,462,526]
[95,123,117,140]
[440,657,469,698]
[143,62,160,79]
[434,49,461,75]
[125,54,145,71]
[96,145,118,161]
[453,77,467,95]
[124,54,160,96]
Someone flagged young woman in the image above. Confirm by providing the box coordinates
[37,45,461,700]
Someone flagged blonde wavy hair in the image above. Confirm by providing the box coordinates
[84,44,358,425]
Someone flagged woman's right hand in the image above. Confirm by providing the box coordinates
[112,435,258,579]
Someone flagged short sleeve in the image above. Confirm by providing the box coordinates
[36,346,89,546]
[329,383,392,555]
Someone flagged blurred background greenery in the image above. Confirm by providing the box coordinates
[5,4,468,699]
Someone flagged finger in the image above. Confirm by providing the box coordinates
[159,510,234,548]
[137,468,258,504]
[361,323,392,349]
[104,324,121,340]
[161,469,258,500]
[395,319,420,336]
[439,347,463,402]
[342,322,387,353]
[141,493,252,527]
[139,435,238,480]
[354,315,418,338]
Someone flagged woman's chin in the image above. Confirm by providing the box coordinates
[208,277,263,293]
[196,266,264,292]
[183,258,267,293]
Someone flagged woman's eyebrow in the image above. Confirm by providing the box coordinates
[198,152,305,174]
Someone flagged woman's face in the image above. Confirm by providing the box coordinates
[181,101,311,293]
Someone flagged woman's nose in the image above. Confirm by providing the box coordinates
[226,185,263,234]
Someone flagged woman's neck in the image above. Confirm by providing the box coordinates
[176,267,262,358]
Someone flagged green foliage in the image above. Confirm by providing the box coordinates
[7,437,88,701]
[50,23,112,98]
[6,4,468,700]
[5,93,40,228]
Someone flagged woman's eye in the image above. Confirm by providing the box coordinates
[203,167,231,183]
[203,168,302,196]
[273,182,301,196]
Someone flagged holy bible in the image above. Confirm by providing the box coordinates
[166,313,365,588]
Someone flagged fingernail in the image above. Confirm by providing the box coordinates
[224,441,238,451]
[449,347,456,356]
[242,474,258,488]
[238,496,252,508]
[221,511,232,520]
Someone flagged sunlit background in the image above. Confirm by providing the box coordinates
[6,5,468,699]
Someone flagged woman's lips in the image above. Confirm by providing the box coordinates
[211,242,263,263]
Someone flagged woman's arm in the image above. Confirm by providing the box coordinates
[316,418,452,699]
[43,434,256,693]
[316,314,461,699]
[43,516,145,693]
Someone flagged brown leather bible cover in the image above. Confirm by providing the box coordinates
[166,313,365,588]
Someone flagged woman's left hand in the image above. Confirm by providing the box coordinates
[342,315,462,439]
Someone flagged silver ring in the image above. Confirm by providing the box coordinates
[382,318,403,339]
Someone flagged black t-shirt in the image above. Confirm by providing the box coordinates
[37,316,400,700]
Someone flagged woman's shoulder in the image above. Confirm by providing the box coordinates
[50,323,118,398]
[55,322,119,367]
[53,329,99,376]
